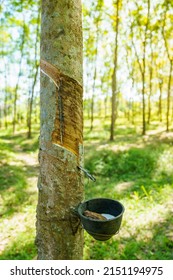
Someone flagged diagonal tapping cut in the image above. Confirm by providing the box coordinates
[40,59,61,88]
[57,80,64,144]
[40,59,83,157]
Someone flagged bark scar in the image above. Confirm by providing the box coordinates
[40,59,83,157]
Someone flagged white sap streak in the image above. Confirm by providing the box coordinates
[101,213,115,220]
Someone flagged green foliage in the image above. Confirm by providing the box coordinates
[0,230,37,260]
[1,0,173,136]
[0,122,173,260]
[85,146,157,179]
[0,127,38,259]
[83,120,173,260]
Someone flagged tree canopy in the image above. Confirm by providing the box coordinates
[1,0,173,135]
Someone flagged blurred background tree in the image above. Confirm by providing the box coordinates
[1,0,173,137]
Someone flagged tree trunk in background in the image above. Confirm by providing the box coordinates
[27,7,40,139]
[141,0,150,135]
[110,0,120,141]
[27,63,39,138]
[147,33,153,125]
[162,2,173,132]
[90,21,99,131]
[36,0,84,260]
[104,94,108,119]
[131,0,150,135]
[166,60,173,132]
[158,78,163,122]
[13,19,25,134]
[4,64,8,129]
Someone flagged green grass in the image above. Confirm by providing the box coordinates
[83,120,173,260]
[0,126,39,259]
[0,120,173,259]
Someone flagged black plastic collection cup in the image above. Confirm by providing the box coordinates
[77,198,125,241]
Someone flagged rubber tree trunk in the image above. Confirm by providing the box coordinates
[27,7,40,139]
[110,0,120,141]
[36,0,84,260]
[13,21,25,134]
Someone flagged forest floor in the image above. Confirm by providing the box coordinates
[0,121,173,260]
[0,128,38,259]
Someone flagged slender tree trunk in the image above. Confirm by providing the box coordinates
[34,97,39,124]
[27,65,39,138]
[36,0,84,260]
[131,99,135,125]
[147,94,151,125]
[125,47,135,125]
[2,21,8,129]
[142,0,150,135]
[13,20,25,134]
[90,20,99,131]
[110,0,120,141]
[141,71,146,135]
[132,0,150,135]
[90,0,104,130]
[147,33,153,125]
[166,60,173,132]
[27,8,40,139]
[4,64,8,129]
[104,94,108,119]
[162,3,173,132]
[158,78,163,122]
[85,65,91,120]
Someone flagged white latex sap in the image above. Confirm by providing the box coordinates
[101,213,115,220]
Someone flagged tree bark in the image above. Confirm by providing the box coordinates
[27,7,40,139]
[162,3,173,132]
[131,0,150,135]
[110,0,120,141]
[4,63,8,129]
[166,60,173,132]
[147,32,153,125]
[36,0,84,260]
[13,20,25,134]
[90,0,103,131]
[158,78,163,122]
[27,63,39,139]
[141,0,150,135]
[90,21,99,131]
